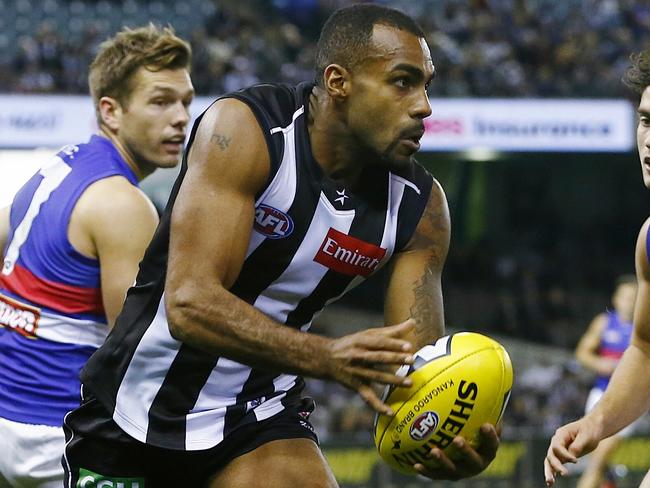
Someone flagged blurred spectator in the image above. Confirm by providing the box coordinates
[1,0,648,98]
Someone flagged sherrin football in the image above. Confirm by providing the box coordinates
[373,332,513,475]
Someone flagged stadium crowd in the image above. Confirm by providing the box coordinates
[1,0,650,98]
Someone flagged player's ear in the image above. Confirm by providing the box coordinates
[323,64,351,99]
[98,96,122,132]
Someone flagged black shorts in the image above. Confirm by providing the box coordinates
[62,386,319,488]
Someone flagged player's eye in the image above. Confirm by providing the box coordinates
[395,78,410,88]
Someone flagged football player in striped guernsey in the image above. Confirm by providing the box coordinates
[0,25,193,488]
[545,49,650,488]
[62,5,500,487]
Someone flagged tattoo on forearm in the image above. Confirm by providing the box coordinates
[210,133,231,150]
[404,183,450,346]
[409,267,441,345]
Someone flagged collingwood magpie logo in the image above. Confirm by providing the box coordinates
[334,189,348,206]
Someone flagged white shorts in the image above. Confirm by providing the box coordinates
[585,387,638,438]
[0,417,64,488]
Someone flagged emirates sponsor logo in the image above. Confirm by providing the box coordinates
[0,292,40,338]
[314,228,386,277]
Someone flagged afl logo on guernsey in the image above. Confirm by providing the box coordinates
[254,205,294,239]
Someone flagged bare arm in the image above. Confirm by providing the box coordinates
[70,178,159,327]
[165,99,413,414]
[385,178,500,480]
[384,178,449,349]
[587,217,650,437]
[545,217,650,485]
[0,206,9,260]
[574,313,615,376]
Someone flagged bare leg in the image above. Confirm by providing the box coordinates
[209,438,339,488]
[577,435,621,488]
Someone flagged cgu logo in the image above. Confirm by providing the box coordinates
[409,411,439,441]
[253,204,294,239]
[77,469,144,488]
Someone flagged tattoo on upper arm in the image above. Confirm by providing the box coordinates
[210,133,232,151]
[409,197,449,256]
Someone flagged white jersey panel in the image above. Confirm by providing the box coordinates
[113,294,181,442]
[3,156,71,275]
[246,109,301,258]
[184,356,252,449]
[252,192,355,323]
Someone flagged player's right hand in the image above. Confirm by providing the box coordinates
[544,418,601,486]
[323,318,416,416]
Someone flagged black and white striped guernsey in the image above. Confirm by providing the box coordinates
[81,82,434,451]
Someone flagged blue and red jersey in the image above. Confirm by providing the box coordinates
[594,310,633,390]
[0,135,138,426]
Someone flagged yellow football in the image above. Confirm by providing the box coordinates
[373,332,513,475]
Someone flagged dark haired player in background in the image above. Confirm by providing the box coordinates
[545,48,650,487]
[574,275,637,488]
[63,5,500,486]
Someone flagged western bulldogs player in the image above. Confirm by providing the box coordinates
[63,5,500,487]
[546,48,650,487]
[0,25,193,488]
[574,276,637,488]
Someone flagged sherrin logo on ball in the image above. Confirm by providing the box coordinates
[373,332,514,476]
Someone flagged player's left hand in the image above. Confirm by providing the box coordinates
[413,423,499,480]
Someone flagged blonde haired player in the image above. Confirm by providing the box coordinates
[0,24,193,487]
[545,49,650,487]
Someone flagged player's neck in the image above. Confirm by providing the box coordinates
[96,128,153,181]
[307,88,366,188]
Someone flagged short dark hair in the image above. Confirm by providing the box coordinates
[315,3,425,87]
[615,274,637,288]
[623,49,650,94]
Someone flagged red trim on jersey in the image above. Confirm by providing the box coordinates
[0,264,104,315]
[599,348,624,360]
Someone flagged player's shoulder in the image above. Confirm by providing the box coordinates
[55,135,115,165]
[218,81,312,130]
[77,176,155,220]
[640,215,650,242]
[390,160,437,204]
[635,215,650,258]
[635,216,650,276]
[590,312,610,331]
[69,176,157,251]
